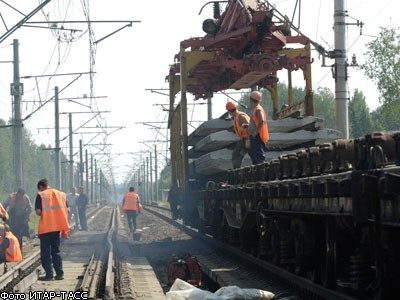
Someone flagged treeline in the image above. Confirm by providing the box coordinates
[238,82,398,138]
[0,119,67,203]
[242,26,400,137]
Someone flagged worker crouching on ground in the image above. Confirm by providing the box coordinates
[248,90,269,165]
[225,101,250,169]
[35,178,69,281]
[122,187,143,233]
[0,224,22,263]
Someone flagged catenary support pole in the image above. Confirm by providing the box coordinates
[12,39,23,190]
[69,113,74,188]
[79,140,83,186]
[94,159,98,203]
[90,154,94,204]
[85,149,89,198]
[54,86,61,189]
[155,145,158,202]
[334,0,349,138]
[150,152,153,203]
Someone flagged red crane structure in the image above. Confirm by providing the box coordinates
[167,0,314,194]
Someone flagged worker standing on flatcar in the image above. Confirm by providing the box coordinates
[0,224,22,263]
[122,187,143,233]
[225,101,251,169]
[35,178,69,281]
[247,90,269,165]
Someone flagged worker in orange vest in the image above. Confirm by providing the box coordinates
[35,178,69,281]
[225,101,250,169]
[122,187,143,233]
[0,224,22,263]
[247,90,269,165]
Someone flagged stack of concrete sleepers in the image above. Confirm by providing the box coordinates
[188,115,342,177]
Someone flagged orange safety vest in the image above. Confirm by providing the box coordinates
[0,232,22,262]
[37,188,69,235]
[122,192,141,212]
[233,111,250,139]
[252,104,269,143]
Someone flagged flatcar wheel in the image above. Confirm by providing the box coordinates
[308,266,322,284]
[218,215,228,242]
[321,219,337,288]
[256,201,267,238]
[373,281,393,300]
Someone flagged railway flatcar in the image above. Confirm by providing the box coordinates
[166,1,400,298]
[182,131,400,298]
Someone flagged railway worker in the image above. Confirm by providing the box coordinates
[76,186,88,231]
[0,202,9,222]
[226,101,251,169]
[67,186,80,229]
[3,188,32,251]
[247,90,269,165]
[35,178,69,281]
[122,187,143,233]
[0,224,22,263]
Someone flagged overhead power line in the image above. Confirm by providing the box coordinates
[0,0,52,44]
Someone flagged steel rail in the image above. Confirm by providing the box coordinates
[104,206,117,299]
[0,205,106,292]
[145,205,359,300]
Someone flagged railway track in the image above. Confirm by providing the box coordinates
[145,204,361,300]
[0,204,165,299]
[0,205,116,298]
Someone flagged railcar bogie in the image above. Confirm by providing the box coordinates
[181,131,400,297]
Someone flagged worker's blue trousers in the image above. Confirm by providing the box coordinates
[249,134,266,165]
[39,231,63,277]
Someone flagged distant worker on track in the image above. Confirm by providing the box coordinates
[35,178,69,281]
[226,101,250,169]
[76,186,88,231]
[3,188,32,251]
[67,187,80,229]
[122,187,143,233]
[0,224,22,263]
[248,90,269,165]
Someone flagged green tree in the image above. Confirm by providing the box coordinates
[238,83,313,120]
[238,84,337,129]
[0,118,61,201]
[0,122,13,200]
[369,103,400,131]
[349,89,372,138]
[313,87,336,129]
[362,27,400,106]
[370,108,385,132]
